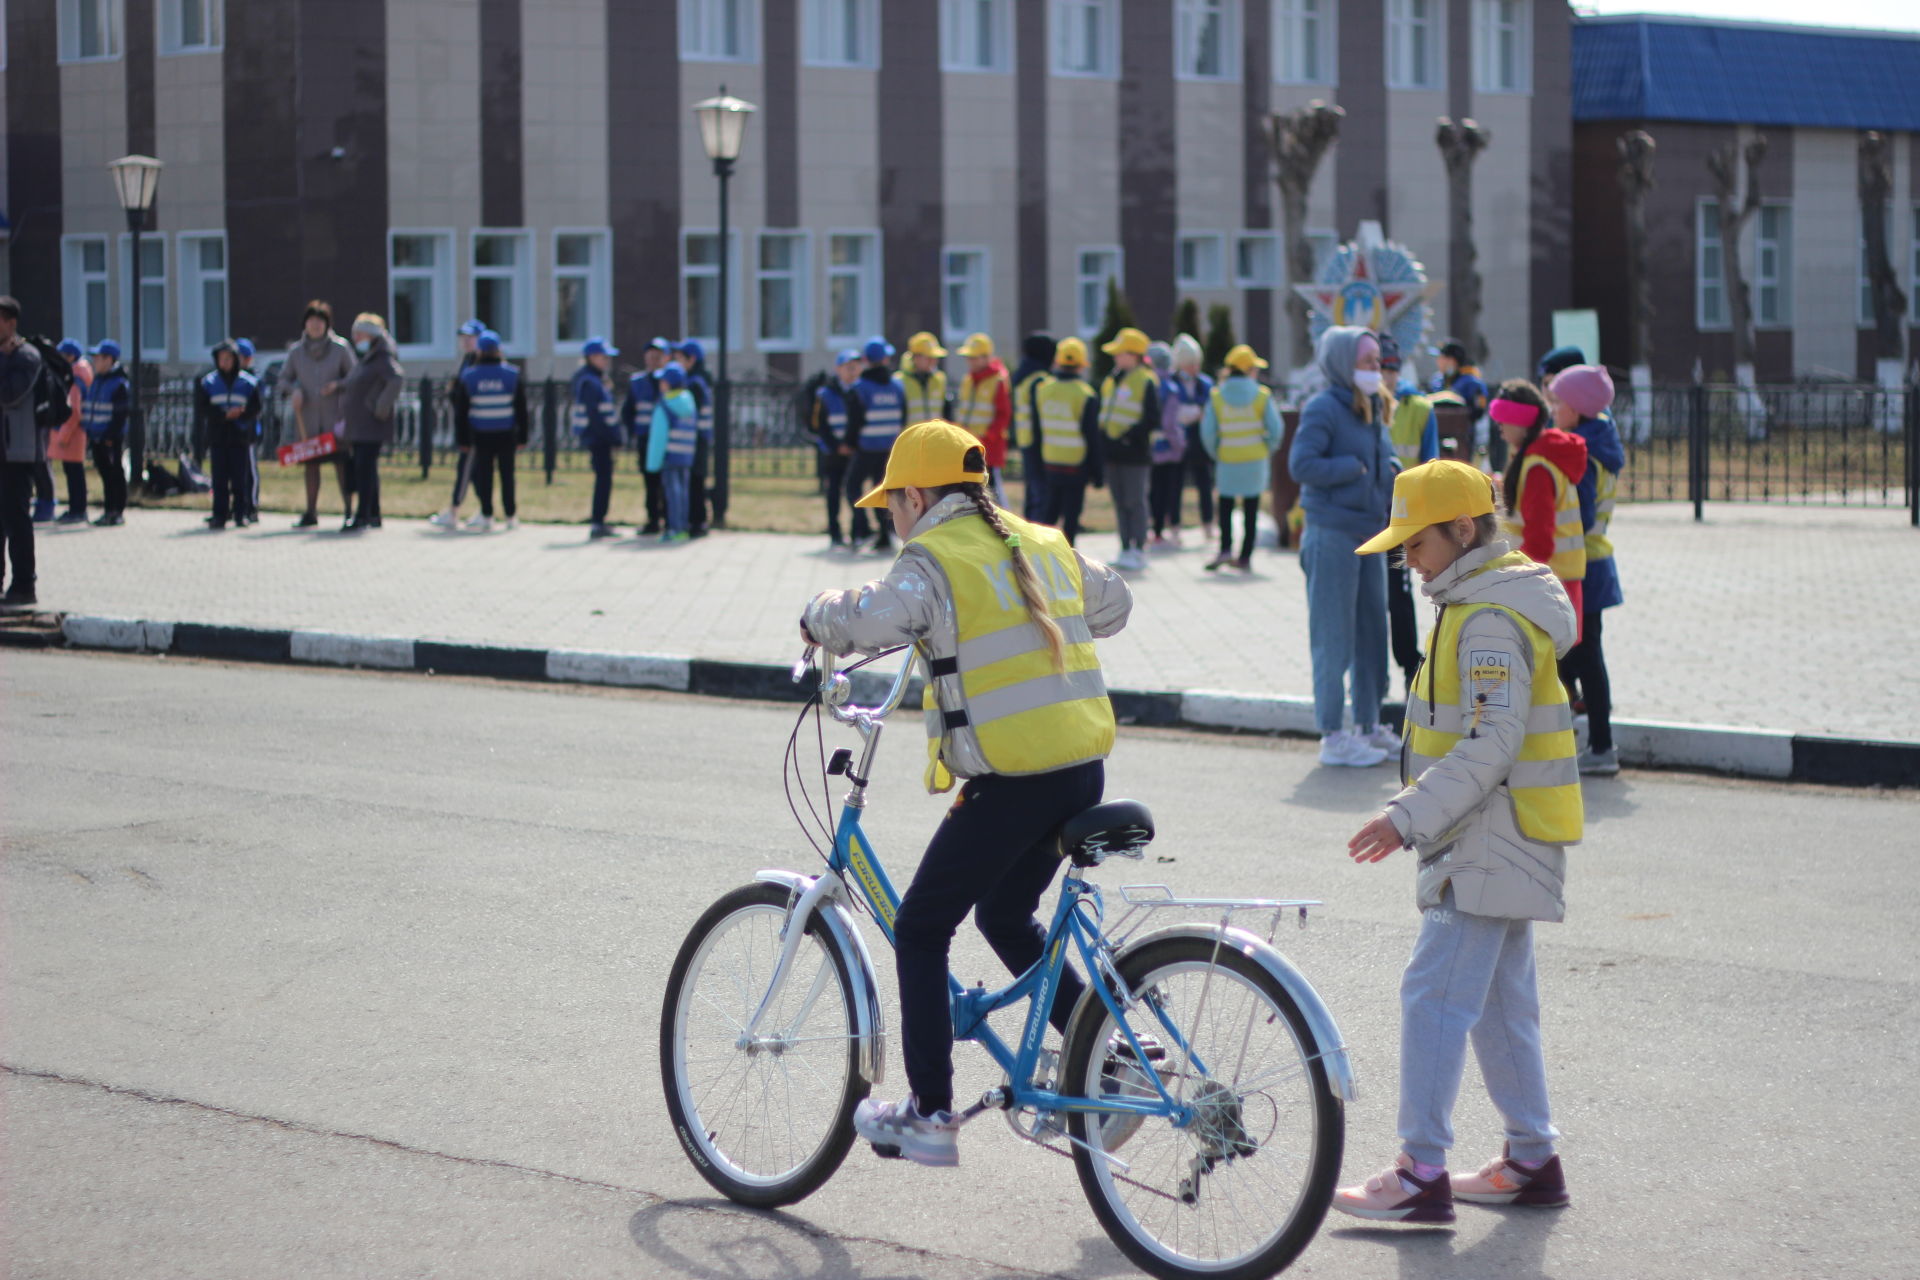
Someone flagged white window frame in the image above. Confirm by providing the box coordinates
[1753,202,1791,331]
[1176,0,1239,82]
[1273,0,1337,87]
[941,0,1013,74]
[825,229,883,345]
[61,234,114,348]
[803,0,878,68]
[941,246,991,343]
[388,228,456,360]
[1233,231,1283,288]
[1696,198,1727,333]
[681,0,758,63]
[1385,0,1444,91]
[1176,232,1227,290]
[1076,246,1123,338]
[58,0,123,62]
[681,227,743,350]
[755,230,812,352]
[158,0,221,56]
[176,231,229,354]
[469,229,535,357]
[116,232,170,360]
[1471,0,1528,94]
[551,227,612,355]
[1052,0,1118,79]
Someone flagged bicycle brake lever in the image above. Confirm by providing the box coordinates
[792,644,819,685]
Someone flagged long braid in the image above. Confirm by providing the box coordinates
[961,482,1068,671]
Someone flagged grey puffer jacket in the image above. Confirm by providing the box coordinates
[1384,541,1580,922]
[1,338,47,465]
[339,330,404,444]
[803,494,1133,780]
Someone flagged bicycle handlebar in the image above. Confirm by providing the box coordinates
[793,643,919,726]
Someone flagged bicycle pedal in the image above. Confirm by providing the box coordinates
[869,1141,904,1160]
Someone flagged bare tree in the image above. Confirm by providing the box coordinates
[1705,134,1768,379]
[1617,130,1657,373]
[1859,131,1909,371]
[1436,117,1492,367]
[1270,100,1344,370]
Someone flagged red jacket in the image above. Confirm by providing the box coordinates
[1515,427,1588,622]
[955,359,1012,468]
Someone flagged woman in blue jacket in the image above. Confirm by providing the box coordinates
[1287,325,1398,768]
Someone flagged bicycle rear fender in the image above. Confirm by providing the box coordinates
[755,869,887,1087]
[1094,923,1357,1103]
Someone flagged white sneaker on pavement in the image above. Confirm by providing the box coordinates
[853,1096,960,1168]
[462,514,492,532]
[1115,548,1147,572]
[503,516,519,531]
[1365,723,1402,755]
[1320,730,1388,768]
[427,508,458,529]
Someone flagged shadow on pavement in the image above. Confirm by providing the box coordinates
[1326,1201,1557,1279]
[1580,777,1641,825]
[1284,764,1402,814]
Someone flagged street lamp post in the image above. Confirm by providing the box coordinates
[692,88,755,529]
[109,155,164,492]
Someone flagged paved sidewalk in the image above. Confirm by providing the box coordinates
[21,500,1919,743]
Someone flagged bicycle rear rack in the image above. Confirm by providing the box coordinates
[1109,884,1321,950]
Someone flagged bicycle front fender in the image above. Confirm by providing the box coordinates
[755,869,887,1087]
[1100,923,1357,1103]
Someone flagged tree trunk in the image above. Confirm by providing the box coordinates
[1436,118,1491,367]
[1270,102,1344,372]
[1707,135,1767,375]
[1859,131,1909,367]
[1617,131,1657,373]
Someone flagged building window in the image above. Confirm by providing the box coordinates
[117,233,169,359]
[804,0,876,67]
[388,230,454,357]
[681,0,757,62]
[1234,232,1282,288]
[552,229,611,351]
[681,229,741,348]
[61,236,113,348]
[942,248,989,341]
[942,0,1011,73]
[756,231,810,351]
[1296,228,1340,282]
[1177,233,1226,289]
[471,231,533,354]
[1696,200,1726,332]
[1053,0,1117,78]
[826,231,881,342]
[1176,0,1237,81]
[1076,247,1122,337]
[177,233,228,353]
[1273,0,1335,85]
[1471,0,1527,93]
[1754,204,1791,330]
[58,0,123,61]
[158,0,221,55]
[1386,0,1442,90]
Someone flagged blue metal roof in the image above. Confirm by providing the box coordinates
[1573,15,1920,131]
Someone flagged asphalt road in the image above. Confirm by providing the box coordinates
[3,651,1915,1280]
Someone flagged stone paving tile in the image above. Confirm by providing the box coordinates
[21,498,1919,743]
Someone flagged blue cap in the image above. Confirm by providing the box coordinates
[660,363,688,389]
[476,329,502,354]
[675,338,705,362]
[863,337,894,363]
[648,336,674,354]
[459,318,487,337]
[234,337,256,358]
[835,347,864,367]
[583,336,620,358]
[57,338,83,360]
[90,339,122,359]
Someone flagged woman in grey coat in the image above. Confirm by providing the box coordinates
[338,313,404,531]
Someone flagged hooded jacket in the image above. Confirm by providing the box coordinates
[1511,428,1589,575]
[339,329,404,444]
[1289,326,1397,540]
[1386,541,1580,922]
[1571,412,1626,611]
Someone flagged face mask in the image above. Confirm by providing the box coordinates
[353,339,370,354]
[1353,369,1383,395]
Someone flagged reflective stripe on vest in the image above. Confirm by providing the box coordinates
[1587,460,1617,562]
[201,372,254,414]
[83,376,126,432]
[1013,370,1047,448]
[953,371,1006,440]
[910,511,1115,793]
[1209,385,1272,464]
[463,366,519,432]
[854,380,905,452]
[897,370,947,425]
[1036,377,1096,467]
[1389,395,1432,468]
[1098,366,1156,440]
[1501,455,1587,581]
[1403,582,1583,844]
[662,406,699,465]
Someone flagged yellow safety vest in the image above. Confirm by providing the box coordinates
[1389,394,1433,469]
[1587,460,1617,562]
[911,510,1115,794]
[953,370,1007,441]
[897,369,948,426]
[1013,370,1047,448]
[1404,582,1583,845]
[1035,375,1097,467]
[1502,455,1588,582]
[1209,385,1273,464]
[1098,366,1157,441]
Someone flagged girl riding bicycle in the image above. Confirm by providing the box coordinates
[801,419,1133,1167]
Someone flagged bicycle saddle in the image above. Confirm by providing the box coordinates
[1057,800,1155,867]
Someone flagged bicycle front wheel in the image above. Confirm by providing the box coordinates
[1062,937,1343,1280]
[659,881,870,1208]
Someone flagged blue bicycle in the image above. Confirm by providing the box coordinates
[660,646,1355,1279]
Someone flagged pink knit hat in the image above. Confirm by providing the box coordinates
[1550,364,1615,419]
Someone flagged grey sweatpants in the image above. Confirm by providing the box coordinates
[1398,887,1559,1167]
[1108,463,1150,551]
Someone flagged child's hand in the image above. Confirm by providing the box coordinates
[1348,814,1403,864]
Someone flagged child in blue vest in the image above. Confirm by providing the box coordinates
[674,341,715,536]
[1430,339,1490,467]
[844,337,907,553]
[647,364,699,542]
[80,340,131,526]
[570,336,622,539]
[622,338,672,535]
[813,347,864,548]
[451,330,529,532]
[196,341,263,529]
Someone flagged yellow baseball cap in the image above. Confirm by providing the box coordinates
[1101,327,1150,356]
[957,332,994,358]
[1355,459,1497,555]
[1054,337,1089,367]
[906,331,948,358]
[854,420,989,508]
[1224,343,1268,372]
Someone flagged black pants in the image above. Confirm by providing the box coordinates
[1218,495,1260,561]
[820,451,850,539]
[210,442,255,523]
[32,460,54,504]
[634,443,664,531]
[62,462,88,513]
[351,442,383,524]
[846,452,890,542]
[1021,446,1049,522]
[1558,609,1613,753]
[1386,560,1423,696]
[91,437,127,514]
[471,433,517,518]
[1149,461,1184,535]
[1185,446,1216,526]
[1043,468,1088,545]
[689,433,710,533]
[447,448,474,508]
[588,441,615,524]
[894,761,1105,1114]
[0,462,36,597]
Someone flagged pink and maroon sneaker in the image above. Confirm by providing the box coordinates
[1332,1153,1456,1224]
[1453,1143,1570,1207]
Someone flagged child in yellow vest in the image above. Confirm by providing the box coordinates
[801,421,1133,1167]
[1336,459,1582,1225]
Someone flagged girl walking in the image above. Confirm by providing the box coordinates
[1199,344,1282,573]
[1492,380,1588,627]
[1546,364,1625,776]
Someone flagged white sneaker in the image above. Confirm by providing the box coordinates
[853,1096,960,1168]
[462,514,493,532]
[1320,730,1388,768]
[427,507,458,529]
[1365,723,1402,754]
[503,516,519,531]
[1116,548,1147,572]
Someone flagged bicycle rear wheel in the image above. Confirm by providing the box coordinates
[1062,937,1343,1280]
[659,881,869,1208]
